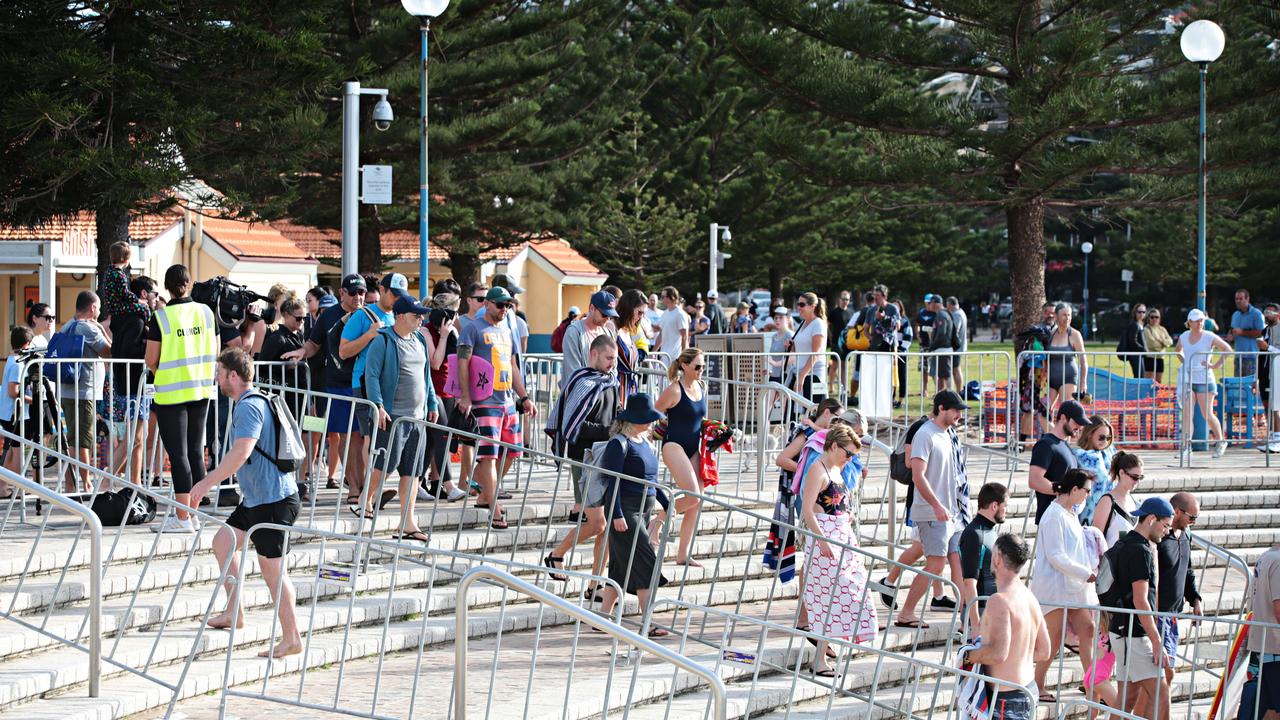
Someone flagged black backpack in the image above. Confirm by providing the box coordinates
[890,416,930,485]
[326,307,377,377]
[91,489,158,526]
[1095,542,1133,608]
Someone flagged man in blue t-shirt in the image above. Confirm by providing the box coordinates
[341,273,404,436]
[1230,288,1265,378]
[191,347,301,659]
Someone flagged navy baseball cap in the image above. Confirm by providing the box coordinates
[392,295,431,315]
[591,290,619,318]
[1135,497,1174,519]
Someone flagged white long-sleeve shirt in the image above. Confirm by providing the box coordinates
[1029,501,1097,608]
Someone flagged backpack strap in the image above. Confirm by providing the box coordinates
[1100,493,1118,536]
[240,391,279,465]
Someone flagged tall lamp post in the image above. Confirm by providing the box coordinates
[342,83,394,277]
[1081,240,1093,340]
[1180,19,1226,312]
[402,0,451,295]
[708,223,731,297]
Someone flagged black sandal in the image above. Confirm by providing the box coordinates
[797,625,839,658]
[544,554,567,582]
[378,490,397,509]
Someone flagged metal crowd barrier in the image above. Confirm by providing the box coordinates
[843,349,1014,449]
[1184,349,1276,467]
[1013,350,1186,454]
[0,426,238,718]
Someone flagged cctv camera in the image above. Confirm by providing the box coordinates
[372,98,394,131]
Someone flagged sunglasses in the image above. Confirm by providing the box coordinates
[1181,510,1199,522]
[840,445,857,459]
[1096,434,1112,442]
[692,364,705,371]
[795,301,809,308]
[348,288,367,295]
[471,296,485,302]
[292,314,306,321]
[37,315,54,321]
[1148,315,1160,319]
[1136,310,1147,314]
[495,302,513,310]
[1124,470,1145,481]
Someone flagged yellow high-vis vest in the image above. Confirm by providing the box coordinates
[153,301,218,405]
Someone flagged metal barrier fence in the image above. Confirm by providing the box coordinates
[1013,350,1186,453]
[1185,349,1276,467]
[844,350,1014,449]
[0,426,238,718]
[0,465,102,697]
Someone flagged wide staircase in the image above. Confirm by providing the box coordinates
[0,439,1271,720]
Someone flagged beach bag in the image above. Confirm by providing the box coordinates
[44,320,85,384]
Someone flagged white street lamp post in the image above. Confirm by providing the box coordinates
[402,0,451,295]
[1180,19,1226,312]
[708,223,731,297]
[1081,240,1093,340]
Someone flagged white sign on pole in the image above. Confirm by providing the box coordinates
[361,165,392,205]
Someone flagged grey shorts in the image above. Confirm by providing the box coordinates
[570,464,585,505]
[375,419,426,478]
[917,519,960,557]
[1111,632,1161,683]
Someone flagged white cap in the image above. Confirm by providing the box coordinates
[1187,308,1206,323]
[706,290,718,299]
[568,306,581,316]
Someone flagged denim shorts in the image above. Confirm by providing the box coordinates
[1190,382,1217,394]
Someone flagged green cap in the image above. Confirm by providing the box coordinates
[485,286,514,303]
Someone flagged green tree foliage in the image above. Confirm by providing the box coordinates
[0,1,334,273]
[696,0,1280,331]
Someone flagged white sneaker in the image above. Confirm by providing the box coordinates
[1213,441,1228,458]
[446,487,467,502]
[151,515,196,533]
[416,486,435,502]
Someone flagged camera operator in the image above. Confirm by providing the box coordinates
[145,264,218,533]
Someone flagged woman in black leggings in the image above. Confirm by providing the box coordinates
[145,265,216,532]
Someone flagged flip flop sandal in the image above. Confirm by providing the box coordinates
[813,668,842,678]
[348,505,375,519]
[647,626,670,638]
[797,627,840,659]
[394,531,430,543]
[377,490,397,509]
[490,516,509,530]
[543,554,568,582]
[892,619,930,629]
[496,490,513,500]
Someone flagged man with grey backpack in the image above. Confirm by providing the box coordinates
[190,347,303,659]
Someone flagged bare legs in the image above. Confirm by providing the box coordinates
[661,443,702,567]
[208,526,302,658]
[1035,607,1096,701]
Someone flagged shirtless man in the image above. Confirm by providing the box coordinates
[963,533,1050,720]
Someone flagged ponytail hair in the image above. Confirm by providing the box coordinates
[1110,451,1143,482]
[667,347,703,382]
[809,397,844,422]
[1053,468,1094,496]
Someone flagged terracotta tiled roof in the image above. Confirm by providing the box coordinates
[529,237,605,278]
[201,217,314,262]
[272,220,531,264]
[0,209,182,242]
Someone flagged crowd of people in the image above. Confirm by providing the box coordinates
[2,266,1279,715]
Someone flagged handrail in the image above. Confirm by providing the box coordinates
[454,566,729,720]
[0,465,102,697]
[1190,530,1253,606]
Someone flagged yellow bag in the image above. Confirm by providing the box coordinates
[845,324,871,351]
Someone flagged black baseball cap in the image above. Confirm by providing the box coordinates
[341,274,367,293]
[392,295,430,315]
[1057,400,1089,426]
[933,390,968,411]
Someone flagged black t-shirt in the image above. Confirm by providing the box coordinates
[110,311,150,394]
[1109,530,1157,638]
[1156,529,1200,613]
[1030,433,1078,523]
[259,326,304,363]
[960,513,999,598]
[309,303,351,388]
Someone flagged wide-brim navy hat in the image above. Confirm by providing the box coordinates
[617,393,664,425]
